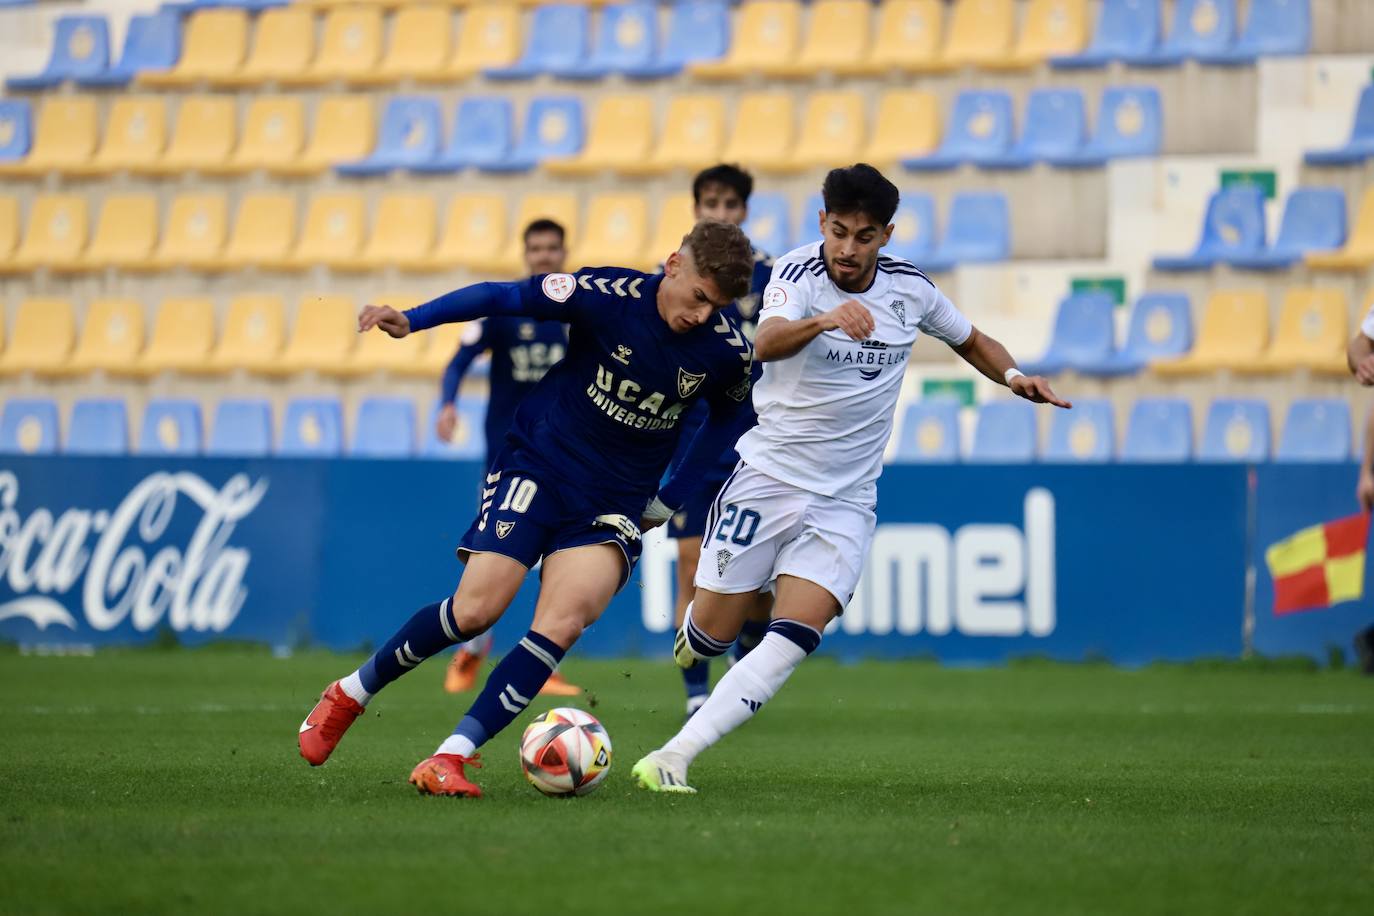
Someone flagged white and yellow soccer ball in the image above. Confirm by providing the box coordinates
[519,707,612,797]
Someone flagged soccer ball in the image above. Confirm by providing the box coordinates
[519,707,613,797]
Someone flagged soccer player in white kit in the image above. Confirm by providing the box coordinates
[632,164,1072,794]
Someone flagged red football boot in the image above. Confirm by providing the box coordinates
[298,681,366,766]
[409,753,483,798]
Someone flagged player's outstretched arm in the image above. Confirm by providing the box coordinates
[954,327,1072,409]
[360,281,546,339]
[755,300,874,362]
[1348,331,1374,385]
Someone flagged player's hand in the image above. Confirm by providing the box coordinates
[1356,354,1374,386]
[1010,374,1073,409]
[435,403,457,442]
[819,300,875,341]
[358,304,410,338]
[1358,469,1374,512]
[640,495,674,532]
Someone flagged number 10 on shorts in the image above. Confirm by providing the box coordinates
[713,504,761,546]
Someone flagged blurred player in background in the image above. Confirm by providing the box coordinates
[634,165,1072,794]
[298,221,759,798]
[438,219,580,698]
[1344,302,1374,673]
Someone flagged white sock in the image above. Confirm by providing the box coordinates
[659,628,814,770]
[436,734,478,758]
[339,671,373,707]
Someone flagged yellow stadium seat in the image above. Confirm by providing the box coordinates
[568,194,648,271]
[138,194,226,271]
[209,97,305,175]
[638,195,696,273]
[140,9,248,86]
[272,96,374,177]
[355,5,451,85]
[0,97,98,177]
[691,1,801,79]
[68,96,166,176]
[422,194,508,272]
[721,93,796,171]
[620,96,724,176]
[395,320,466,380]
[547,96,655,176]
[283,7,384,86]
[65,298,145,374]
[764,0,871,77]
[350,194,438,271]
[1307,188,1374,271]
[215,7,314,86]
[0,197,17,262]
[937,0,1015,70]
[862,90,941,165]
[204,294,286,373]
[2,195,87,272]
[779,91,867,172]
[135,298,216,375]
[493,194,579,276]
[269,295,358,374]
[139,96,236,175]
[69,195,158,272]
[1241,289,1350,375]
[840,0,943,74]
[213,193,297,271]
[271,193,365,271]
[1153,291,1268,375]
[985,0,1087,70]
[0,299,75,375]
[340,294,426,376]
[441,4,522,80]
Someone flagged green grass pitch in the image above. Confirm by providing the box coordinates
[1,647,1371,915]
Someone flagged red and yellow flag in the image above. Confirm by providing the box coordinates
[1265,513,1370,615]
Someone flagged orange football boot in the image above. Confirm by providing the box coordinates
[537,671,583,697]
[443,649,485,693]
[409,753,483,797]
[298,681,365,766]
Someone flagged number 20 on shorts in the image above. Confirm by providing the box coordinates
[713,504,761,546]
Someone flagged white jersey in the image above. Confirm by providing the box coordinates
[735,242,973,506]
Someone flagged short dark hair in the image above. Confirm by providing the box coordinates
[523,218,565,246]
[821,163,900,227]
[683,219,753,302]
[692,164,754,206]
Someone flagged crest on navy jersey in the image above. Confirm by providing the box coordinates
[612,344,633,365]
[888,299,906,323]
[496,521,515,539]
[677,367,707,398]
[725,375,751,403]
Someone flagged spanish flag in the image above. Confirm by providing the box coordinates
[1265,513,1370,615]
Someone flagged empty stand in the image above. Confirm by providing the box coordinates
[1304,85,1374,166]
[1245,289,1348,374]
[414,97,513,173]
[0,399,59,455]
[70,95,166,176]
[66,298,144,374]
[352,398,417,459]
[216,193,297,271]
[1153,290,1267,374]
[217,6,313,86]
[488,4,590,80]
[1306,187,1374,270]
[547,95,655,175]
[1022,292,1116,375]
[279,399,345,457]
[905,91,1014,170]
[272,194,365,270]
[1043,399,1115,462]
[142,96,236,175]
[424,194,509,271]
[338,97,443,176]
[8,16,111,90]
[66,399,128,455]
[988,0,1089,70]
[483,97,584,173]
[0,96,97,176]
[442,3,522,79]
[968,400,1037,463]
[273,96,374,176]
[765,0,869,77]
[359,4,451,85]
[214,97,305,174]
[283,6,383,86]
[4,195,88,271]
[352,195,438,271]
[1075,293,1193,376]
[623,95,724,175]
[137,297,215,374]
[569,194,649,270]
[892,399,961,462]
[139,399,203,456]
[270,296,358,374]
[0,298,75,375]
[562,1,659,80]
[1276,400,1352,461]
[1199,399,1271,462]
[1153,185,1268,271]
[140,9,248,87]
[625,0,730,79]
[77,11,180,88]
[206,294,286,373]
[721,93,794,170]
[208,399,273,457]
[1122,399,1192,462]
[691,0,800,79]
[863,90,941,165]
[1228,187,1345,269]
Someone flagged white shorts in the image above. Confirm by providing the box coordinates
[693,462,876,611]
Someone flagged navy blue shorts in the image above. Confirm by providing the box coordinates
[668,472,731,541]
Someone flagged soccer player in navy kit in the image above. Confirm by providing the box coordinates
[297,221,758,797]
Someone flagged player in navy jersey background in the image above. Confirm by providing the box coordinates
[297,221,759,798]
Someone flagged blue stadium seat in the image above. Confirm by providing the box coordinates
[892,399,961,463]
[337,97,444,177]
[743,193,792,258]
[1122,399,1192,462]
[0,399,59,455]
[77,11,181,88]
[1199,0,1310,63]
[66,399,128,455]
[903,91,1015,171]
[885,194,939,265]
[1276,399,1352,462]
[1051,87,1162,167]
[412,98,513,174]
[793,193,825,250]
[624,0,730,79]
[1053,0,1163,69]
[487,4,591,81]
[1198,399,1270,462]
[480,97,584,174]
[929,192,1010,267]
[352,398,416,459]
[979,89,1086,170]
[968,401,1037,464]
[7,16,110,90]
[423,398,486,460]
[1304,86,1374,166]
[1022,292,1117,376]
[279,398,344,457]
[1076,293,1193,376]
[558,2,658,80]
[1226,187,1346,270]
[1125,0,1237,66]
[1152,185,1267,271]
[1043,400,1115,462]
[139,399,203,456]
[0,100,32,164]
[208,400,273,458]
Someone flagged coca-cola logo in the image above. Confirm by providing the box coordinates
[0,472,268,633]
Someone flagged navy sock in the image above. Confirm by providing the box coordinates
[358,598,465,695]
[681,658,710,699]
[733,619,769,662]
[450,630,566,752]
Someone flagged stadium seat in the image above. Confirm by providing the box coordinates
[272,194,365,271]
[891,399,960,462]
[279,399,345,457]
[207,399,273,457]
[764,0,869,77]
[351,195,437,271]
[413,98,512,174]
[1048,86,1161,167]
[272,296,358,374]
[137,298,215,374]
[481,97,584,173]
[493,193,579,275]
[547,96,655,176]
[440,3,522,80]
[352,398,417,458]
[487,4,590,80]
[423,397,487,461]
[625,0,729,79]
[721,93,795,170]
[356,4,451,85]
[691,0,800,79]
[345,294,426,374]
[68,96,166,176]
[793,192,825,249]
[1303,85,1374,166]
[396,322,467,381]
[570,194,649,270]
[0,298,75,375]
[1043,399,1114,462]
[213,193,296,271]
[3,195,88,271]
[1198,399,1270,462]
[1121,399,1192,462]
[140,9,248,86]
[1125,0,1235,66]
[272,96,374,177]
[1276,399,1352,461]
[77,11,180,88]
[1152,185,1267,271]
[986,0,1088,70]
[1198,0,1310,64]
[743,194,792,258]
[904,91,1014,170]
[930,192,1010,266]
[968,400,1037,463]
[283,7,383,86]
[0,197,18,261]
[1306,187,1374,271]
[1053,0,1161,68]
[937,0,1016,70]
[641,195,697,271]
[1021,292,1116,375]
[138,399,202,455]
[215,7,313,86]
[885,193,939,264]
[1228,187,1345,270]
[0,96,97,176]
[207,294,285,372]
[65,399,128,455]
[622,95,724,175]
[65,298,144,373]
[979,89,1086,169]
[337,97,442,176]
[840,0,942,75]
[213,96,304,174]
[777,92,867,172]
[1247,288,1348,374]
[140,96,235,175]
[0,101,31,166]
[1153,290,1266,375]
[7,15,110,90]
[142,194,226,270]
[422,194,508,271]
[1075,292,1192,376]
[0,399,59,454]
[862,90,941,166]
[559,1,658,80]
